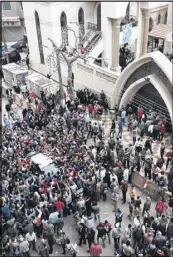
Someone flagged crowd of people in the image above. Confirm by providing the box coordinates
[1,82,173,257]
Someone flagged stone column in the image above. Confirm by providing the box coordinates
[112,18,121,73]
[141,9,150,55]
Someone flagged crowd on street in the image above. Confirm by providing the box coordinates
[1,81,173,257]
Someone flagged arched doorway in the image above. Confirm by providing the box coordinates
[164,12,167,24]
[97,3,101,31]
[60,11,68,47]
[78,8,85,40]
[157,14,161,25]
[35,11,44,64]
[111,51,172,127]
[119,75,172,131]
[149,17,153,32]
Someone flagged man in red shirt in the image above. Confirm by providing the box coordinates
[90,242,102,257]
[54,199,64,217]
[159,124,166,141]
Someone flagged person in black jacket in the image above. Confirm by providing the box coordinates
[97,223,106,248]
[78,223,87,246]
[110,120,116,138]
[5,103,11,118]
[86,228,95,252]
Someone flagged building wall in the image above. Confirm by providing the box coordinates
[23,1,171,106]
[2,2,22,17]
[50,2,95,49]
[23,2,96,66]
[4,27,24,42]
[150,5,168,26]
[167,2,172,25]
[2,2,25,42]
[23,2,53,67]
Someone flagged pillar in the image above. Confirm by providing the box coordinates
[141,9,150,55]
[111,18,121,73]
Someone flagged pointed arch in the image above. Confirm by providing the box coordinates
[125,2,130,23]
[60,11,68,47]
[35,11,44,64]
[119,74,172,126]
[149,17,153,32]
[97,3,101,31]
[164,12,168,24]
[78,8,85,39]
[157,14,161,25]
[111,51,172,108]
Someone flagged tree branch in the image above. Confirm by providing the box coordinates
[60,50,69,63]
[66,26,79,50]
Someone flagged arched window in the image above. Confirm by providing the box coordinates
[125,2,130,23]
[164,12,167,24]
[35,11,44,64]
[78,8,85,38]
[60,11,68,47]
[97,3,101,31]
[149,17,153,32]
[157,14,161,25]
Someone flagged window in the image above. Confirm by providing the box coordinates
[125,2,130,23]
[20,2,23,10]
[157,14,161,25]
[3,2,11,10]
[164,12,167,24]
[78,8,85,38]
[60,11,67,28]
[78,8,84,24]
[97,3,101,31]
[35,11,45,64]
[149,17,153,32]
[60,12,68,47]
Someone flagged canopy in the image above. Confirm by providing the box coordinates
[148,24,173,39]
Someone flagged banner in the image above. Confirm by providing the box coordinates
[122,23,132,45]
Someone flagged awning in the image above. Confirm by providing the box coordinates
[148,24,173,39]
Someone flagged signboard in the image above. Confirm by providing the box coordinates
[122,23,132,45]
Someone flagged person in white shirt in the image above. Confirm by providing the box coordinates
[26,231,37,251]
[92,146,97,159]
[123,168,129,181]
[134,216,140,227]
[148,124,154,137]
[100,168,106,181]
[19,237,30,255]
[86,216,94,229]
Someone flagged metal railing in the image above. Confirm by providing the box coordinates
[85,32,102,54]
[80,29,94,45]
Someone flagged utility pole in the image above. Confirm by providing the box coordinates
[47,38,64,104]
[2,14,9,64]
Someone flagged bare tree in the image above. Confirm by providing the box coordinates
[47,24,109,99]
[47,38,64,103]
